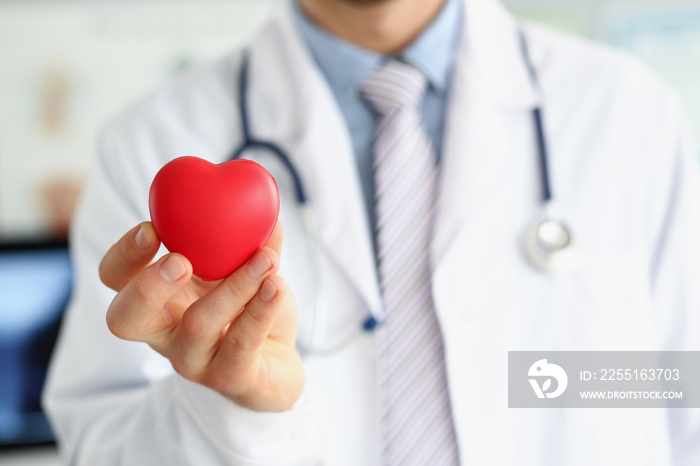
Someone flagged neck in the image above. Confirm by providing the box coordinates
[298,0,447,55]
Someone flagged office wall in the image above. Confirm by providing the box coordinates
[502,0,700,151]
[0,0,280,239]
[0,0,698,239]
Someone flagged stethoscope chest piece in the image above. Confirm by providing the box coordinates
[523,216,582,275]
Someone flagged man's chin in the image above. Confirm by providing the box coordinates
[337,0,395,5]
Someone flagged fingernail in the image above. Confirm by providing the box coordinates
[247,250,272,278]
[135,226,152,250]
[260,279,277,302]
[160,256,186,283]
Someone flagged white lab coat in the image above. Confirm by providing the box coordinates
[44,0,700,464]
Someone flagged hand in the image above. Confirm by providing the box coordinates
[99,221,304,412]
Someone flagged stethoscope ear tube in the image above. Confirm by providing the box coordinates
[519,28,582,275]
[233,51,308,205]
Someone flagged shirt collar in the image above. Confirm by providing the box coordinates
[293,0,462,97]
[401,0,462,91]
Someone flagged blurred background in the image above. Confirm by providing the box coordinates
[0,0,698,464]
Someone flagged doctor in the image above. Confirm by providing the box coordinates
[44,0,700,464]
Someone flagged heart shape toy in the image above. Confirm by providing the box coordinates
[149,156,280,281]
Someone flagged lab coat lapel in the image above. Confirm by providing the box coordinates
[432,0,541,268]
[247,4,382,316]
[432,0,542,456]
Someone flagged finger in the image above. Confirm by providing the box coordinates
[224,274,290,354]
[208,275,290,387]
[100,222,160,292]
[172,246,280,369]
[106,253,192,345]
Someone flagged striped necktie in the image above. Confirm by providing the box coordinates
[361,60,460,465]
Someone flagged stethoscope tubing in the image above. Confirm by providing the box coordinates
[518,29,553,204]
[233,51,309,205]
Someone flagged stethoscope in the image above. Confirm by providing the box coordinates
[230,30,581,355]
[516,31,582,276]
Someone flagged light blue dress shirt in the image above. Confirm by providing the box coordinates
[293,0,463,234]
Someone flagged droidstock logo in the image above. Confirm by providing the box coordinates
[528,359,568,399]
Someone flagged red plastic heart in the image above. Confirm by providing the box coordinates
[149,156,280,281]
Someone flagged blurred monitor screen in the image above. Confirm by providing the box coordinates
[0,241,72,446]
